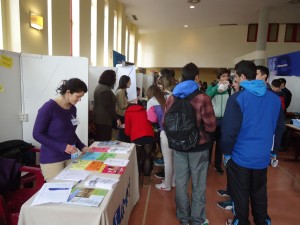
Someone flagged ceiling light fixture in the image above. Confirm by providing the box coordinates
[184,25,188,28]
[188,0,200,9]
[187,0,201,4]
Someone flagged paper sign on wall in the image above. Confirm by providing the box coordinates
[0,84,4,93]
[0,55,13,69]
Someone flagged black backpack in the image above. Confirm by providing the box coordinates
[164,90,201,151]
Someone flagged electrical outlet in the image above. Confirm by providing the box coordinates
[19,113,29,122]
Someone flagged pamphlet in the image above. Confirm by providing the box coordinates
[67,187,108,207]
[84,175,119,189]
[100,164,126,174]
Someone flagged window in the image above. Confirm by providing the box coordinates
[284,23,300,42]
[247,24,258,42]
[247,23,280,42]
[125,26,129,59]
[90,0,97,66]
[267,23,279,42]
[0,0,3,49]
[103,0,109,66]
[113,10,118,51]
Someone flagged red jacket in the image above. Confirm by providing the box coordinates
[124,104,154,142]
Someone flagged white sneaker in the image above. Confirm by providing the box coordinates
[162,179,176,188]
[201,219,209,225]
[226,219,233,225]
[155,181,171,191]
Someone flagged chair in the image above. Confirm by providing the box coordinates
[5,165,44,214]
[0,194,19,225]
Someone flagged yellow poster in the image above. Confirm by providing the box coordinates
[0,84,4,93]
[0,55,14,69]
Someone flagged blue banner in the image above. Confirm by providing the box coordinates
[267,50,300,76]
[113,50,126,67]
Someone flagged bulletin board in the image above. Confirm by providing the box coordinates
[0,50,23,141]
[20,53,89,147]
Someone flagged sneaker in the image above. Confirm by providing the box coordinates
[162,179,176,188]
[155,171,165,178]
[154,158,164,166]
[226,219,233,225]
[201,219,209,225]
[217,189,230,197]
[217,200,233,210]
[155,181,171,191]
[214,166,224,175]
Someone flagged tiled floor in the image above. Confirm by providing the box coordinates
[128,148,300,225]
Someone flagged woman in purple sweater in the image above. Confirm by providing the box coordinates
[33,78,92,181]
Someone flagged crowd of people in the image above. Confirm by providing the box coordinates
[32,60,292,225]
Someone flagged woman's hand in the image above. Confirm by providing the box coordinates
[117,119,122,128]
[65,144,77,154]
[81,146,93,153]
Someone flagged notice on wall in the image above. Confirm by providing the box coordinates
[0,54,13,69]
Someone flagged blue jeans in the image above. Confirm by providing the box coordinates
[174,149,209,225]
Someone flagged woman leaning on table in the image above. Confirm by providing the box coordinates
[33,78,92,182]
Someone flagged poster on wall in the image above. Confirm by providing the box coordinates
[267,50,300,77]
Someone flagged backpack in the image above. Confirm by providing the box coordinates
[164,90,201,151]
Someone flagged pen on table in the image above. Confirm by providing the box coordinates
[48,188,70,191]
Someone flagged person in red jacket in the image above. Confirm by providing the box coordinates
[124,103,154,186]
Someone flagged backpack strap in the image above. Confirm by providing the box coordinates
[185,89,203,101]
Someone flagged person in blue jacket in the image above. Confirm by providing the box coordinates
[221,60,285,225]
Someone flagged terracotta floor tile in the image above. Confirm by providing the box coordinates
[129,148,300,225]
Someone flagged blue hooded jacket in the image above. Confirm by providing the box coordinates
[172,80,199,98]
[221,80,285,169]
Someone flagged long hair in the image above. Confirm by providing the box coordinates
[117,75,130,99]
[147,85,166,109]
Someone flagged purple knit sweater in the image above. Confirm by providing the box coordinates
[33,99,85,164]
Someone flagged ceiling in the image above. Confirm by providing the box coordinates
[118,0,300,34]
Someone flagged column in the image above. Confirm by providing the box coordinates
[254,7,269,66]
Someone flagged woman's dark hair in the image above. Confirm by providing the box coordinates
[56,78,87,95]
[99,70,116,88]
[117,75,130,90]
[147,85,166,109]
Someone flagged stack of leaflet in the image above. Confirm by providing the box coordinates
[67,187,108,207]
[54,169,91,181]
[84,175,119,190]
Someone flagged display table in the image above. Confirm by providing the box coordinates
[285,124,300,159]
[18,142,139,225]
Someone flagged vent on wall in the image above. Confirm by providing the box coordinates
[132,15,138,20]
[219,24,238,26]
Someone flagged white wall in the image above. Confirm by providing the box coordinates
[269,75,300,112]
[138,25,300,68]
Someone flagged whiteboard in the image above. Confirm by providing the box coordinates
[21,54,89,147]
[88,66,115,102]
[0,50,23,141]
[136,73,143,99]
[143,74,154,98]
[89,66,138,103]
[269,75,300,112]
[115,66,137,101]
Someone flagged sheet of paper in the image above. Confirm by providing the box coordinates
[100,164,126,174]
[31,182,74,206]
[108,147,131,154]
[84,175,119,189]
[70,160,92,170]
[54,169,91,181]
[103,158,129,167]
[85,161,104,171]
